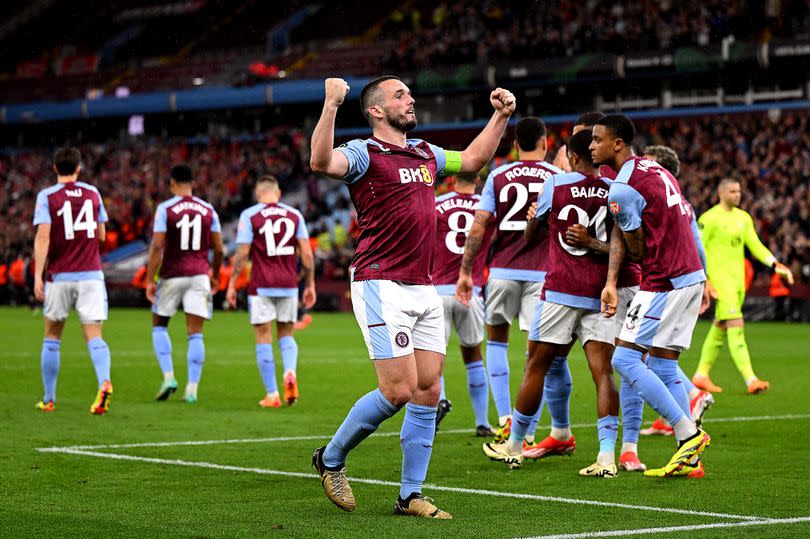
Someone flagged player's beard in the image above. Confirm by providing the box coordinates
[386,110,417,133]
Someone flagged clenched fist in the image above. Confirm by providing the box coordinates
[325,78,350,107]
[490,88,516,116]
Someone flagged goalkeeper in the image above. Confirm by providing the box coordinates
[692,178,794,394]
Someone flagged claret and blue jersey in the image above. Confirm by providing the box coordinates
[607,156,705,292]
[336,136,461,285]
[534,171,612,310]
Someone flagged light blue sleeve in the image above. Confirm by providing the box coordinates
[427,143,447,177]
[608,183,646,232]
[477,173,497,214]
[97,197,108,223]
[691,214,707,269]
[335,139,370,184]
[296,213,309,240]
[33,191,51,225]
[535,175,555,219]
[211,209,222,233]
[236,211,254,244]
[153,203,167,233]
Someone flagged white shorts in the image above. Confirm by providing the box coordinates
[441,294,484,348]
[351,280,445,360]
[153,275,212,319]
[485,278,543,331]
[615,286,640,335]
[529,300,615,345]
[44,280,108,323]
[619,282,704,351]
[248,295,297,325]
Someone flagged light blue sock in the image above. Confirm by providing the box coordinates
[151,327,173,375]
[526,396,546,438]
[486,341,511,418]
[620,377,643,444]
[87,338,111,386]
[400,403,437,499]
[41,338,60,402]
[546,356,572,429]
[439,375,447,401]
[465,361,489,428]
[507,409,535,450]
[598,415,620,454]
[187,333,205,384]
[278,335,298,374]
[256,343,278,393]
[647,356,691,418]
[323,389,401,468]
[611,346,686,427]
[677,365,696,394]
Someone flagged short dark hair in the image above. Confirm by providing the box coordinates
[718,177,740,190]
[53,147,81,175]
[567,130,594,166]
[170,164,193,183]
[643,145,680,176]
[360,75,400,121]
[514,117,546,152]
[574,112,605,128]
[455,172,478,185]
[595,114,635,144]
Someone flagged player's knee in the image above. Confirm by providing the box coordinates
[381,383,415,407]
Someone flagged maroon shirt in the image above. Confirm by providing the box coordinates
[536,172,610,310]
[236,202,308,295]
[338,137,451,285]
[479,160,561,281]
[608,156,705,292]
[432,191,490,292]
[600,165,642,288]
[33,181,107,280]
[153,195,220,279]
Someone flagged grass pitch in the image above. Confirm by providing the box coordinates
[1,307,809,538]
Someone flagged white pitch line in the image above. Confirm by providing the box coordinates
[36,412,810,452]
[40,448,764,522]
[518,516,810,539]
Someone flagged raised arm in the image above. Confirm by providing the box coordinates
[310,78,351,180]
[458,88,516,173]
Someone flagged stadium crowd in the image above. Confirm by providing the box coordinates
[1,109,808,302]
[381,0,810,72]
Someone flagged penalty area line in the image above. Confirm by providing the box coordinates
[38,447,764,522]
[517,515,810,539]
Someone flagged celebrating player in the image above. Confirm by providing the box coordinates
[639,146,714,447]
[227,175,315,408]
[692,177,794,394]
[483,130,619,475]
[32,147,113,414]
[310,75,515,518]
[432,172,492,435]
[457,117,570,448]
[146,164,223,404]
[593,115,711,478]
